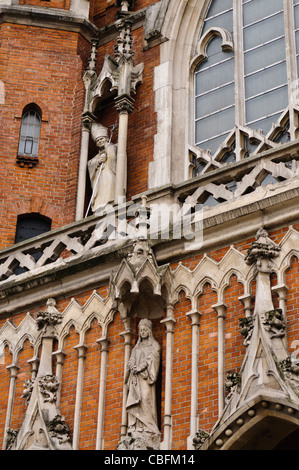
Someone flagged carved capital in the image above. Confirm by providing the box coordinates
[187,309,201,326]
[115,94,135,114]
[82,111,97,130]
[161,315,176,333]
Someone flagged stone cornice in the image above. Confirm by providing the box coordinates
[0,4,98,40]
[0,178,299,316]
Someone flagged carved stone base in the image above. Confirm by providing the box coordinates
[116,432,160,450]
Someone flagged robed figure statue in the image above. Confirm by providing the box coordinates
[122,318,160,449]
[88,122,116,212]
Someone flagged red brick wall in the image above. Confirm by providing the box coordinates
[172,291,192,449]
[0,20,159,246]
[0,24,89,249]
[197,282,219,431]
[0,222,299,450]
[18,0,71,9]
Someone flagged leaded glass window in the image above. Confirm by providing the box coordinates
[193,0,299,174]
[18,106,41,158]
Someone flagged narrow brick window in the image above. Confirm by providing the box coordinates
[17,104,42,167]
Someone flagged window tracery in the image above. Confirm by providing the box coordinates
[192,0,299,176]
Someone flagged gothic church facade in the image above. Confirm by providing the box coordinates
[1,0,299,450]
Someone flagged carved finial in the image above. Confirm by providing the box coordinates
[245,227,280,265]
[86,38,98,73]
[114,15,134,62]
[83,38,98,88]
[36,298,63,333]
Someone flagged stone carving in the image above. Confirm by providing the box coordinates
[8,298,72,450]
[22,378,35,406]
[36,298,63,331]
[120,318,161,450]
[88,123,117,212]
[239,316,254,345]
[6,429,18,450]
[262,308,286,338]
[38,375,60,404]
[193,430,210,450]
[245,227,281,266]
[279,357,299,392]
[198,229,299,450]
[225,371,241,403]
[47,415,71,445]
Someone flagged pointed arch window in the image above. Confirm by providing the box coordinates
[17,104,42,167]
[193,0,299,175]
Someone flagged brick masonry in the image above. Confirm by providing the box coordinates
[0,227,298,449]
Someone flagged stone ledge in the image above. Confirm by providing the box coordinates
[0,4,98,39]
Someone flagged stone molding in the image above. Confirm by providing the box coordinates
[0,4,98,40]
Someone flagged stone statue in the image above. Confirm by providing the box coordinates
[88,122,117,212]
[123,318,160,449]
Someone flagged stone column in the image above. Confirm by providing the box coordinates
[76,116,93,221]
[213,302,227,417]
[120,316,132,438]
[73,344,87,450]
[160,305,176,450]
[272,284,288,315]
[272,284,289,347]
[52,349,66,407]
[96,336,110,450]
[186,309,201,449]
[2,364,19,450]
[114,97,134,203]
[76,39,98,221]
[239,293,253,318]
[28,356,39,380]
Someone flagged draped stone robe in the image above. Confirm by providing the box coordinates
[125,336,160,436]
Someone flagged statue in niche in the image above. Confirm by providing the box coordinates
[88,122,117,212]
[122,318,160,449]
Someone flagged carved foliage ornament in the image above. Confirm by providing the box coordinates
[47,415,71,445]
[38,375,60,404]
[36,298,63,331]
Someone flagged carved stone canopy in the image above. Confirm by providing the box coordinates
[111,238,173,319]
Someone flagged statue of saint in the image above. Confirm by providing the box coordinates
[88,123,116,212]
[125,319,160,443]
